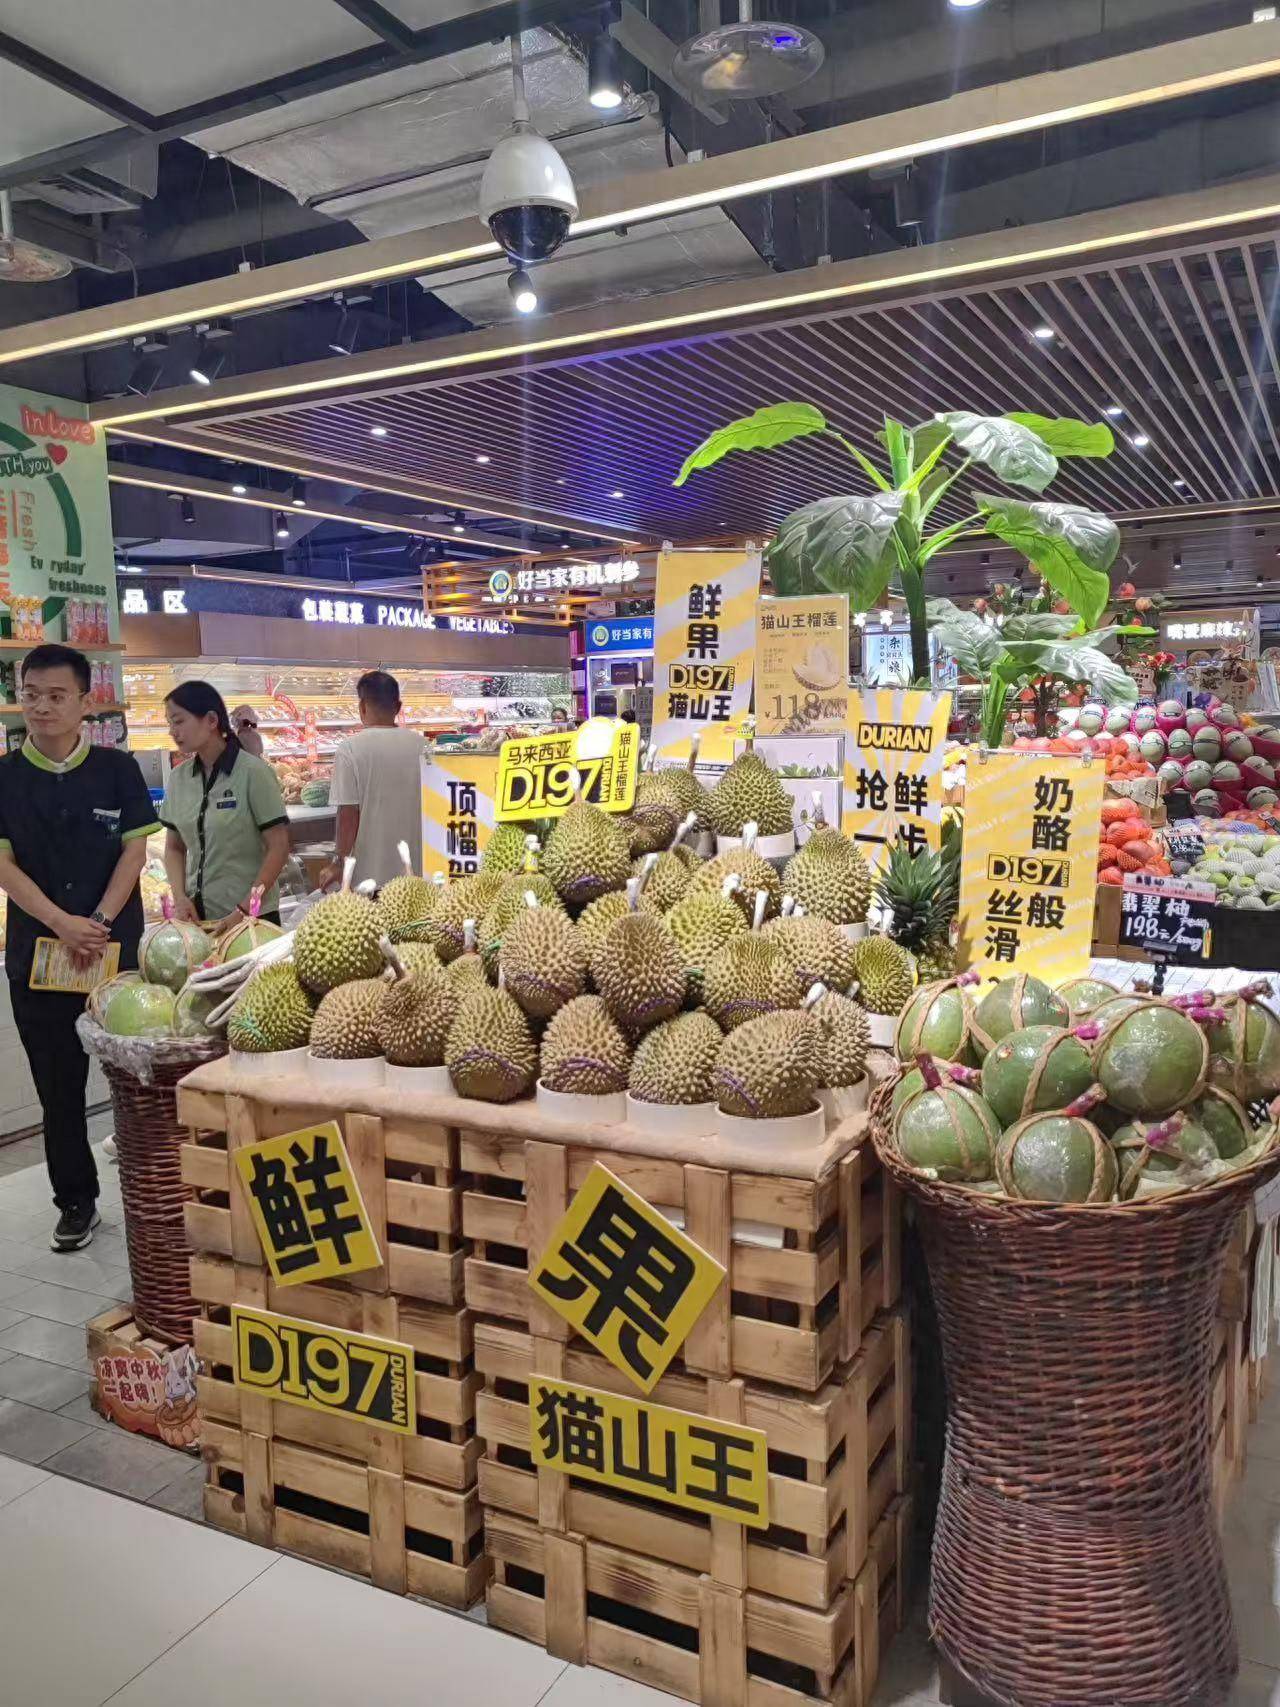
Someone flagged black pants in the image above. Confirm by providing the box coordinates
[9,982,97,1211]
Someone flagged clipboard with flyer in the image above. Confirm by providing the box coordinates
[28,938,121,994]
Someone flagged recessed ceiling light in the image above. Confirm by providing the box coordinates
[475,454,491,464]
[555,478,566,486]
[1104,405,1124,418]
[610,489,625,499]
[1172,477,1187,488]
[1031,325,1055,341]
[231,480,247,496]
[1131,433,1150,448]
[370,424,388,438]
[949,0,988,8]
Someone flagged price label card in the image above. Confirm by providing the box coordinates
[1119,875,1214,963]
[496,719,638,821]
[755,594,849,734]
[231,1305,415,1434]
[29,938,120,993]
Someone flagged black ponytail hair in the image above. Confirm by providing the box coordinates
[164,679,233,740]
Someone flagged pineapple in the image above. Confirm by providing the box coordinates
[875,834,959,983]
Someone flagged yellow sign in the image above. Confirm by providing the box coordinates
[842,688,952,870]
[529,1163,725,1394]
[495,718,638,822]
[421,752,499,881]
[231,1305,415,1435]
[956,752,1103,986]
[233,1122,381,1286]
[651,547,761,761]
[755,595,849,735]
[530,1376,769,1529]
[29,938,120,993]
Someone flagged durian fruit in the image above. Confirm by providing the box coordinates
[577,890,636,970]
[714,1010,819,1118]
[540,995,631,1095]
[139,917,214,991]
[703,930,803,1032]
[294,863,385,993]
[479,872,564,977]
[653,750,712,832]
[541,793,632,907]
[972,974,1069,1060]
[782,833,871,926]
[762,913,857,993]
[628,774,688,855]
[893,1073,998,1182]
[996,1113,1117,1203]
[310,978,385,1060]
[377,940,459,1068]
[688,830,782,921]
[214,914,284,965]
[445,920,489,992]
[423,872,505,964]
[850,937,915,1017]
[377,842,443,944]
[665,880,748,999]
[446,984,537,1102]
[630,1012,722,1106]
[810,990,870,1088]
[227,964,315,1053]
[483,822,538,874]
[634,849,692,913]
[707,751,794,839]
[594,887,687,1033]
[499,898,588,1020]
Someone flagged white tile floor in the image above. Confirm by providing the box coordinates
[1,1103,1279,1704]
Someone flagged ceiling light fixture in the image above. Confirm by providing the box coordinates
[180,497,195,526]
[452,510,465,534]
[1174,554,1182,569]
[475,454,491,464]
[329,308,364,357]
[1104,404,1123,417]
[291,479,307,508]
[1172,477,1187,487]
[231,478,247,496]
[1131,432,1150,448]
[188,329,228,386]
[370,424,388,439]
[274,512,289,539]
[588,29,623,110]
[949,0,988,9]
[508,266,538,314]
[1031,324,1055,341]
[610,489,625,499]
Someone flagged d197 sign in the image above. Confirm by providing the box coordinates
[496,721,638,821]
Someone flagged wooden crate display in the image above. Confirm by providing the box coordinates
[476,1311,908,1611]
[462,1133,898,1392]
[191,1253,480,1492]
[486,1496,911,1707]
[176,1084,467,1307]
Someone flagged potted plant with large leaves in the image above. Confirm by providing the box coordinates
[675,405,1119,682]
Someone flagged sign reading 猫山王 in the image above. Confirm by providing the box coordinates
[841,688,952,871]
[530,1376,769,1528]
[529,1163,725,1393]
[754,594,849,734]
[233,1122,382,1286]
[231,1305,416,1434]
[494,719,638,821]
[650,547,760,761]
[421,752,499,880]
[956,752,1103,986]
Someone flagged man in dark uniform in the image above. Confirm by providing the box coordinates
[0,645,160,1250]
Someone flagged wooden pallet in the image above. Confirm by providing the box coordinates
[462,1135,898,1392]
[476,1310,908,1611]
[177,1086,467,1307]
[191,1253,479,1491]
[486,1497,911,1707]
[86,1306,199,1450]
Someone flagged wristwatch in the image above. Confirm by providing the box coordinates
[90,910,111,927]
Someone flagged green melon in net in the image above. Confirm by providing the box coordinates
[1205,990,1280,1101]
[139,919,214,992]
[1111,1114,1218,1198]
[892,1079,999,1183]
[1057,976,1119,1022]
[102,980,177,1038]
[894,978,977,1066]
[1085,998,1208,1117]
[1190,1083,1254,1161]
[995,1113,1117,1203]
[972,974,1069,1060]
[979,1024,1095,1129]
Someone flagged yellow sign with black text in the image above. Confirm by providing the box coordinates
[231,1305,415,1435]
[754,594,849,734]
[233,1122,381,1286]
[421,752,499,881]
[956,752,1103,987]
[529,1163,725,1394]
[651,547,761,762]
[495,719,638,821]
[842,688,952,871]
[530,1376,769,1529]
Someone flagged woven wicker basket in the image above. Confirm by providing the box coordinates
[870,1071,1280,1707]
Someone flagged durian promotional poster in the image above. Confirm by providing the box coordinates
[841,689,952,871]
[650,548,761,761]
[754,594,850,734]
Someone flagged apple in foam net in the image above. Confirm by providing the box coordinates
[1130,703,1159,734]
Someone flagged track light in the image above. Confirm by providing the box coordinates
[948,0,988,9]
[125,336,165,397]
[291,479,307,508]
[274,512,289,539]
[452,510,465,534]
[588,30,623,109]
[188,335,227,385]
[180,497,195,526]
[509,266,538,314]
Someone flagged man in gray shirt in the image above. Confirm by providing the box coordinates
[321,671,425,888]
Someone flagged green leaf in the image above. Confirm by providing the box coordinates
[674,403,826,486]
[766,493,904,606]
[975,494,1118,627]
[1006,413,1115,458]
[999,612,1082,643]
[937,411,1057,493]
[1028,641,1138,705]
[923,598,1006,676]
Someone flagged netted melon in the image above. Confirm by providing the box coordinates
[979,1024,1095,1129]
[101,980,177,1038]
[995,1114,1117,1203]
[1206,993,1280,1101]
[1057,976,1119,1023]
[972,974,1069,1059]
[892,1081,999,1182]
[1084,998,1209,1116]
[139,919,214,991]
[1190,1083,1254,1161]
[894,979,977,1066]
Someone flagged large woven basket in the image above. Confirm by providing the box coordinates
[870,1071,1280,1707]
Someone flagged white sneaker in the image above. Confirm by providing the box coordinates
[102,1136,118,1162]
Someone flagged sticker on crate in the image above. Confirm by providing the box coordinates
[232,1121,382,1286]
[231,1305,416,1434]
[95,1343,199,1447]
[528,1163,725,1394]
[529,1376,769,1529]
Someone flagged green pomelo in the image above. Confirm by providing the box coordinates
[214,917,283,964]
[102,981,177,1038]
[1191,1084,1253,1161]
[973,975,1069,1060]
[1057,976,1119,1022]
[979,1024,1094,1128]
[893,1085,998,1183]
[894,982,975,1066]
[1112,1118,1217,1197]
[139,920,214,992]
[173,984,220,1038]
[1206,1000,1280,1101]
[996,1115,1117,1203]
[1092,1000,1208,1116]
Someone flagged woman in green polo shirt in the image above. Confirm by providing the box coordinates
[160,682,291,931]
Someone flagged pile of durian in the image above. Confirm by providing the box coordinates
[888,971,1280,1202]
[222,749,922,1134]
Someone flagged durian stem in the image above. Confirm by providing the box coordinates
[379,936,407,981]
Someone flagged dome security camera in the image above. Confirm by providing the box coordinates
[479,121,578,264]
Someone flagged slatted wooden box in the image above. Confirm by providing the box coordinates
[462,1132,897,1392]
[486,1496,911,1707]
[476,1310,908,1611]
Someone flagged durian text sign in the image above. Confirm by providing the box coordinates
[495,720,638,821]
[755,593,849,734]
[956,752,1103,987]
[529,1163,726,1393]
[231,1305,416,1434]
[841,688,952,870]
[232,1122,382,1287]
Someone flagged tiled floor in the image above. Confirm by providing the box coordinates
[2,1113,1280,1704]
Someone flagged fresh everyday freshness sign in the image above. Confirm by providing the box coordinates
[0,382,119,633]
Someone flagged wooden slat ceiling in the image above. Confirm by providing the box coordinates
[162,227,1280,544]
